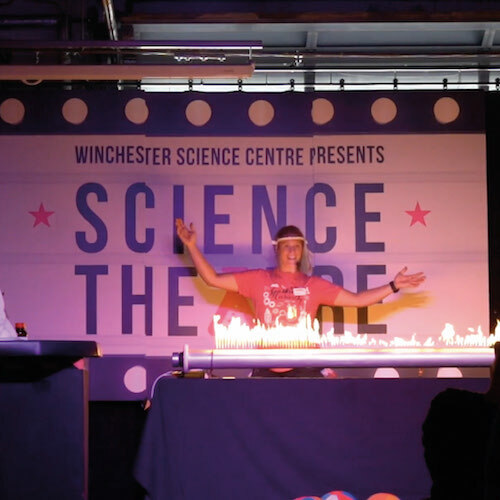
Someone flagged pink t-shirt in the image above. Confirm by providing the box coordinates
[234,269,342,327]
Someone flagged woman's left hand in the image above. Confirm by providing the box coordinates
[393,266,426,290]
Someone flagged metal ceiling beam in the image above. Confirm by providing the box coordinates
[0,40,263,52]
[1,40,500,68]
[0,63,255,81]
[130,20,500,34]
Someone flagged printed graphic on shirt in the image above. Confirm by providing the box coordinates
[262,283,311,326]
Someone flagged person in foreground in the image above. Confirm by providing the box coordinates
[176,219,425,328]
[422,342,500,499]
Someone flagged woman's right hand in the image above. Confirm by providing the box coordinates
[175,218,238,292]
[175,218,196,248]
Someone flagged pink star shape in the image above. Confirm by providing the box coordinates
[405,202,431,227]
[29,203,55,227]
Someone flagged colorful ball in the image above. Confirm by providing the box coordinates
[367,493,400,500]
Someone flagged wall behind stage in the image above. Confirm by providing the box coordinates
[0,90,489,367]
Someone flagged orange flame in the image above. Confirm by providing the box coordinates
[213,315,500,350]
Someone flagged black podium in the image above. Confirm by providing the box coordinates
[0,340,100,500]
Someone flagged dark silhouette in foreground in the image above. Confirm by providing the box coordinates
[422,343,500,499]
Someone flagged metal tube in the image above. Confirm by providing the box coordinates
[171,346,495,371]
[0,40,263,51]
[0,63,254,80]
[102,0,119,41]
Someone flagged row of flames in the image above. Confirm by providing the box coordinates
[213,316,500,350]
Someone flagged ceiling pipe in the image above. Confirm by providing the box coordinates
[0,40,262,51]
[0,15,59,27]
[0,63,255,81]
[102,0,119,41]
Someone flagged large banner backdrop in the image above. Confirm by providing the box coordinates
[0,90,489,364]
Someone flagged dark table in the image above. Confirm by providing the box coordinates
[135,376,490,500]
[0,340,99,500]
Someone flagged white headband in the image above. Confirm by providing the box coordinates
[272,236,306,245]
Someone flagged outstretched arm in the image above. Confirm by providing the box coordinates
[334,266,425,307]
[175,219,238,292]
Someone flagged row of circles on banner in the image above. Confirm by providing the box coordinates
[0,95,461,127]
[122,365,465,395]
